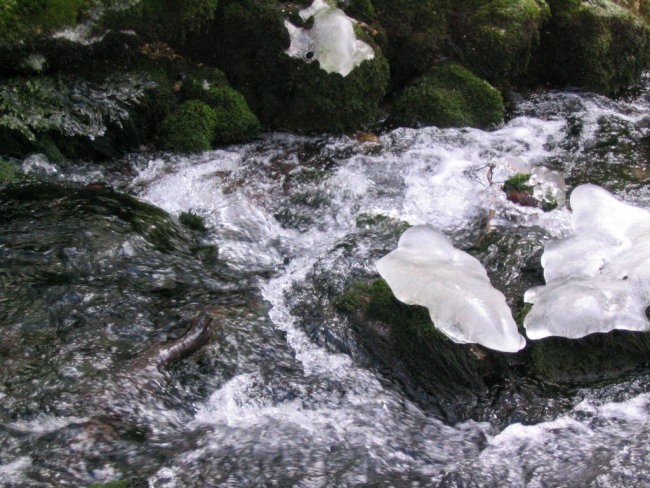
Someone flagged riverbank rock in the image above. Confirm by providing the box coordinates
[391,63,504,129]
[538,0,650,94]
[0,39,260,160]
[186,0,389,133]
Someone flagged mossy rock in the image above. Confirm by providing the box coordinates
[179,210,207,231]
[391,62,504,129]
[452,0,550,85]
[372,0,448,87]
[0,0,87,49]
[193,85,260,144]
[159,99,217,152]
[0,159,21,182]
[527,331,650,383]
[334,279,510,418]
[502,173,533,193]
[344,0,377,21]
[187,0,389,133]
[99,0,219,44]
[539,0,650,94]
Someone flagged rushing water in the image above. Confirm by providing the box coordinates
[1,76,649,487]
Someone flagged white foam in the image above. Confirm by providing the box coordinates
[0,457,31,485]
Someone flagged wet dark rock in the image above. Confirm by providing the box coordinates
[321,222,649,425]
[0,182,257,483]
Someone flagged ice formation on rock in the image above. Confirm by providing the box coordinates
[524,184,650,339]
[376,225,526,352]
[284,0,375,77]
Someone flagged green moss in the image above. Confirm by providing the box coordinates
[515,302,532,328]
[179,210,207,231]
[334,279,445,344]
[0,0,87,48]
[88,481,128,488]
[392,62,504,129]
[159,99,216,152]
[502,173,533,193]
[101,0,218,42]
[540,0,650,94]
[205,0,389,133]
[0,159,19,182]
[372,0,448,87]
[345,0,376,20]
[528,331,650,383]
[180,72,260,143]
[206,86,260,144]
[454,0,550,84]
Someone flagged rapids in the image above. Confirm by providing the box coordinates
[1,75,649,486]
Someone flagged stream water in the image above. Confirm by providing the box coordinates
[1,75,649,487]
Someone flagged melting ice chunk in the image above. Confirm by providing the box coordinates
[524,184,650,339]
[284,0,374,77]
[376,225,526,352]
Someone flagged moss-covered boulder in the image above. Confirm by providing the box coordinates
[335,279,511,420]
[539,0,650,94]
[391,62,504,129]
[159,99,217,152]
[180,78,260,144]
[452,0,550,85]
[372,0,448,88]
[99,0,219,44]
[527,331,650,383]
[0,0,88,49]
[0,158,21,183]
[185,0,389,133]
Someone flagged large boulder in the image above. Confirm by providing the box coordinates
[184,0,389,133]
[539,0,650,94]
[451,0,550,86]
